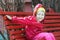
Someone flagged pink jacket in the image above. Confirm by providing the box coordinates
[12,16,43,40]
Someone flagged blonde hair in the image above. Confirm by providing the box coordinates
[33,7,45,16]
[37,7,45,14]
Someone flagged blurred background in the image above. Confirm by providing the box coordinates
[0,0,60,12]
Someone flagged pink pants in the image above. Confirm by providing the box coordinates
[33,32,55,40]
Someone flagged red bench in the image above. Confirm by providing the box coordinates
[2,11,60,40]
[4,17,26,40]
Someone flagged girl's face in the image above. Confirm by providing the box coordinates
[36,10,45,22]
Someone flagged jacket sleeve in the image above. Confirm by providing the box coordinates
[12,16,43,29]
[12,16,33,25]
[12,16,27,25]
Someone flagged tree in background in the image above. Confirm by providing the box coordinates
[32,0,60,12]
[0,0,24,11]
[55,0,60,12]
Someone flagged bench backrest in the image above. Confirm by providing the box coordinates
[2,11,60,40]
[43,13,60,40]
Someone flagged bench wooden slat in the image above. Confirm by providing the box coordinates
[44,20,60,23]
[52,32,60,37]
[6,26,25,30]
[15,38,26,40]
[55,37,60,40]
[10,35,25,39]
[43,27,60,31]
[9,30,25,35]
[45,16,60,19]
[46,13,60,16]
[44,24,60,27]
[0,11,33,15]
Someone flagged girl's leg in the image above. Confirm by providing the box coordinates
[33,32,55,40]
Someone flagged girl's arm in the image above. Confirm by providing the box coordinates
[6,15,32,25]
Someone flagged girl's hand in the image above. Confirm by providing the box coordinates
[6,15,12,20]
